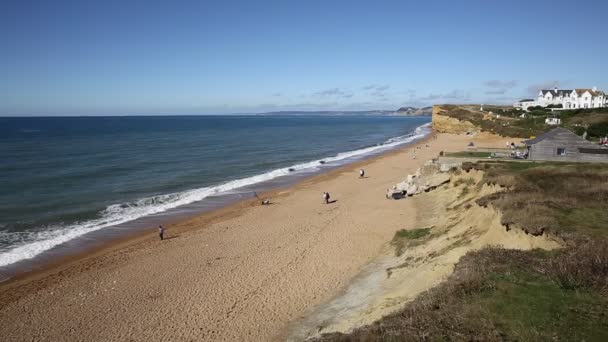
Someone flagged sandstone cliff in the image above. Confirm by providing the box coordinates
[431,105,477,134]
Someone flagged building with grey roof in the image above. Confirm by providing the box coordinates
[524,128,608,163]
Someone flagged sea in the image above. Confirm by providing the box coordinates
[0,114,431,278]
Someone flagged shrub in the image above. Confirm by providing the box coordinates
[587,121,608,138]
[527,105,546,111]
[573,126,586,136]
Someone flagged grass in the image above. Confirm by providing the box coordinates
[390,228,431,256]
[453,177,476,187]
[443,151,492,158]
[437,105,608,139]
[557,207,608,237]
[458,186,469,199]
[437,105,547,138]
[475,161,608,237]
[313,160,608,342]
[315,246,608,342]
[452,177,476,200]
[477,271,608,341]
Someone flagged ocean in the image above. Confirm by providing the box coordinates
[0,115,430,275]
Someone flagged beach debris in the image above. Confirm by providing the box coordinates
[319,160,326,164]
[388,160,450,199]
[288,168,296,172]
[386,187,404,200]
[261,198,271,205]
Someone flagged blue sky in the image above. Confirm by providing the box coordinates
[1,0,607,115]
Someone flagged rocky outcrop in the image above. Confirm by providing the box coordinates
[431,105,477,134]
[387,160,451,198]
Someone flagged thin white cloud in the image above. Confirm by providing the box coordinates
[312,88,353,98]
[484,80,518,89]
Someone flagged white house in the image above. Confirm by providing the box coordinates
[539,87,606,109]
[515,86,606,110]
[545,117,561,125]
[513,98,536,110]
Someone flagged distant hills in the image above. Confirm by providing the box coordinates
[395,106,433,116]
[260,107,432,116]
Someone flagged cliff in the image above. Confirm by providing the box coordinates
[431,105,477,133]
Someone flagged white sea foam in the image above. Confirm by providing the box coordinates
[0,122,431,268]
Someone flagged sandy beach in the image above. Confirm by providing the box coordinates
[0,132,508,341]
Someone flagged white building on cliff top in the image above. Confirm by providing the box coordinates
[514,86,606,110]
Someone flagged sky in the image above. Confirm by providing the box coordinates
[1,0,607,116]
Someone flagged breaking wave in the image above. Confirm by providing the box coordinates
[0,122,431,268]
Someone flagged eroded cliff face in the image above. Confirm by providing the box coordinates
[432,105,476,134]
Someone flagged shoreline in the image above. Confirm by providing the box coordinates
[0,131,433,288]
[0,121,432,279]
[0,131,490,341]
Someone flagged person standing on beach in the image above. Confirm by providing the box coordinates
[322,192,330,204]
[158,225,165,240]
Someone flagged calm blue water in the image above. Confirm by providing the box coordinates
[0,115,430,270]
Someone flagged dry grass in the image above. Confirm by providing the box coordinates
[475,162,608,237]
[437,105,546,138]
[315,243,608,342]
[452,177,475,187]
[390,228,431,256]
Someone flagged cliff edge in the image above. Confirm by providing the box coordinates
[431,105,477,134]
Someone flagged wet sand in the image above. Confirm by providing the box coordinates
[0,132,508,341]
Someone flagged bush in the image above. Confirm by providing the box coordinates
[527,105,546,111]
[587,121,608,138]
[573,126,586,136]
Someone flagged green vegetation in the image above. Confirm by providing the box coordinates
[560,108,608,140]
[443,151,492,158]
[438,105,545,138]
[438,105,608,139]
[390,228,431,256]
[315,161,608,341]
[473,161,608,237]
[316,246,608,342]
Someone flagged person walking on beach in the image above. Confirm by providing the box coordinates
[359,169,365,178]
[322,192,330,204]
[158,225,165,241]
